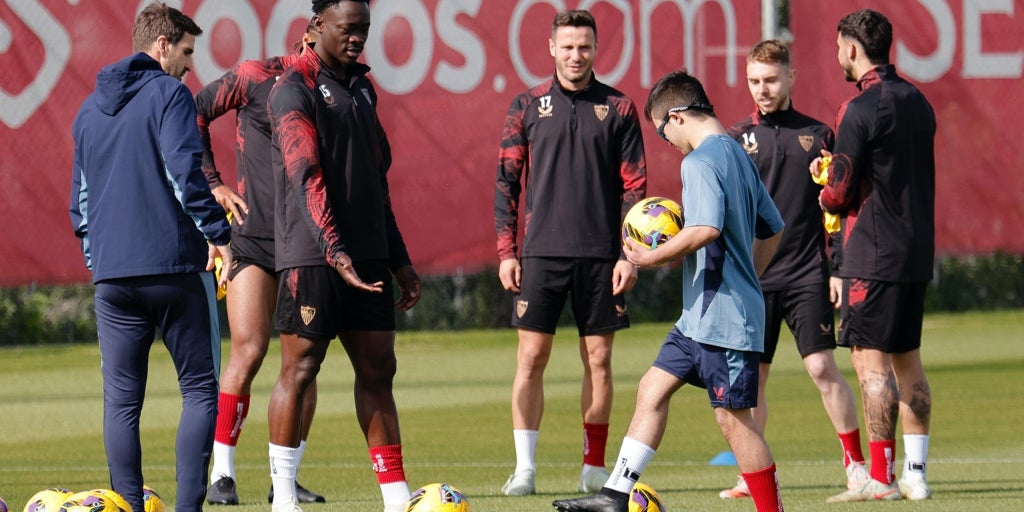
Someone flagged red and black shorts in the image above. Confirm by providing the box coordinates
[839,278,927,353]
[275,261,395,340]
[512,257,629,336]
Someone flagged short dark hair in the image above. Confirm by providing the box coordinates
[552,9,597,40]
[837,9,892,64]
[747,39,790,66]
[132,2,202,52]
[644,70,715,123]
[312,0,369,15]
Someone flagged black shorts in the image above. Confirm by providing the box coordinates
[761,283,837,363]
[275,261,395,339]
[839,278,927,353]
[228,234,275,280]
[652,327,760,409]
[512,257,629,336]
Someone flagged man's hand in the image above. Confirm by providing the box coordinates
[212,185,248,225]
[611,259,638,296]
[394,265,421,311]
[333,254,384,293]
[207,243,232,289]
[810,149,832,180]
[622,238,663,268]
[829,276,843,309]
[498,258,521,294]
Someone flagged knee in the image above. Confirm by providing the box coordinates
[354,354,397,391]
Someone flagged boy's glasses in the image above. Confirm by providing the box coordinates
[657,104,714,142]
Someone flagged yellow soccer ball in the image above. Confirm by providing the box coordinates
[629,482,666,512]
[622,197,683,249]
[23,488,72,512]
[405,483,470,512]
[89,490,130,512]
[58,491,120,512]
[141,486,165,512]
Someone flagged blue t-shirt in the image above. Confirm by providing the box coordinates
[674,134,784,352]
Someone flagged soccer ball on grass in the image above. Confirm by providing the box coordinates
[629,482,666,512]
[58,491,121,512]
[23,489,73,512]
[141,486,165,512]
[405,483,470,512]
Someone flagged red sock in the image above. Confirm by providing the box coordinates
[369,444,407,484]
[214,393,249,445]
[837,429,865,466]
[583,423,609,467]
[742,464,784,512]
[868,439,896,484]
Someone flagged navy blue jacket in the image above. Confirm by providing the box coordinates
[71,52,230,283]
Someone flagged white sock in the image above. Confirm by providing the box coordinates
[296,440,307,479]
[581,463,606,475]
[902,434,929,482]
[269,443,299,507]
[380,481,411,509]
[210,441,235,481]
[605,436,656,494]
[513,429,538,473]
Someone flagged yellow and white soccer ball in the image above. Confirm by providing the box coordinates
[58,491,120,512]
[141,486,165,512]
[23,488,73,512]
[405,483,470,512]
[622,197,684,249]
[89,490,130,512]
[629,482,666,512]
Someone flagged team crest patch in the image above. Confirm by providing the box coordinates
[615,304,627,317]
[798,135,814,152]
[594,104,609,121]
[516,300,529,318]
[300,305,317,326]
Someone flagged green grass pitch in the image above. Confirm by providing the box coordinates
[2,311,1022,511]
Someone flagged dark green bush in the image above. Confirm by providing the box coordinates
[2,252,1021,345]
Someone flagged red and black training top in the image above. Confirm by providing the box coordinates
[268,49,410,272]
[195,53,302,239]
[494,75,646,262]
[728,106,834,292]
[821,65,936,283]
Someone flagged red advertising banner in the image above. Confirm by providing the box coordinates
[0,0,1021,286]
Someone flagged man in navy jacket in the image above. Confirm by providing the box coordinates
[69,4,231,512]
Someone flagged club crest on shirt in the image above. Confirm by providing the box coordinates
[516,300,529,318]
[538,95,553,117]
[594,104,609,121]
[798,134,814,152]
[319,84,335,106]
[741,132,758,156]
[300,305,317,325]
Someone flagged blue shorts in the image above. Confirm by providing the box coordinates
[651,327,760,409]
